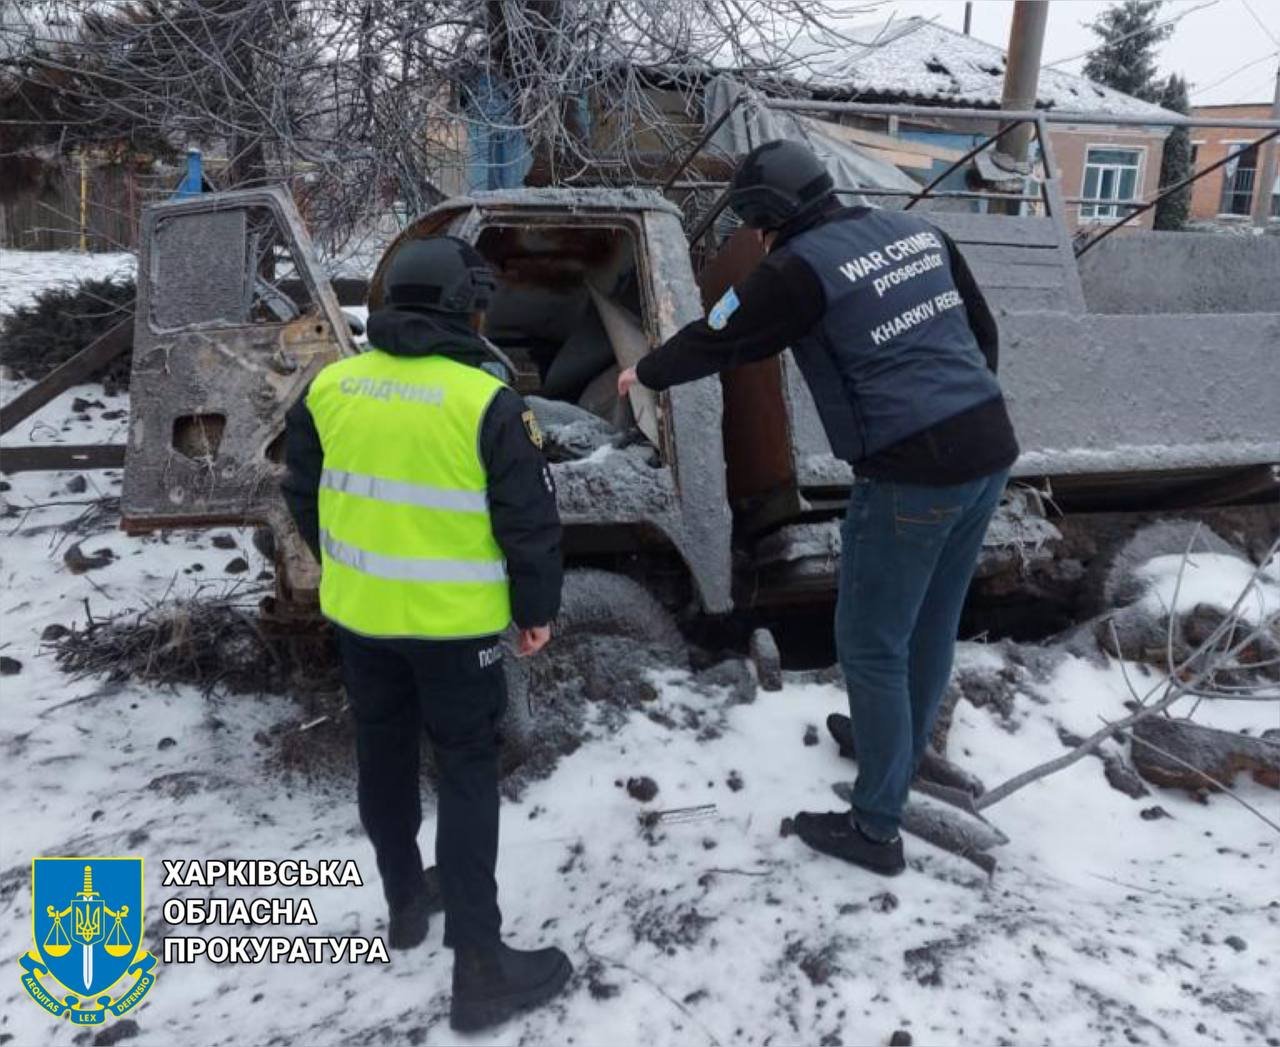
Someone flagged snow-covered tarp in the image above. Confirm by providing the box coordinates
[704,77,921,195]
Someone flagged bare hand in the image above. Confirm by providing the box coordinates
[617,366,640,399]
[517,624,551,657]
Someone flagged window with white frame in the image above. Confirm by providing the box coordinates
[1080,146,1142,221]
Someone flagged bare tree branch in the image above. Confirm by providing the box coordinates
[2,0,883,247]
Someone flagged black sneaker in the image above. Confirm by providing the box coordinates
[387,866,444,950]
[451,941,573,1032]
[827,713,856,758]
[793,810,905,876]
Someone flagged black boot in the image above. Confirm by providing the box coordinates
[387,866,444,950]
[826,713,857,758]
[451,941,573,1032]
[793,810,905,876]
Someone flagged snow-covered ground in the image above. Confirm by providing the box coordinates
[0,248,136,319]
[1,253,1278,1047]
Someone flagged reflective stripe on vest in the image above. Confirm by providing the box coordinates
[320,468,489,513]
[320,529,508,584]
[306,349,512,639]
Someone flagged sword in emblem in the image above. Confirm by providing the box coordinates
[71,865,104,991]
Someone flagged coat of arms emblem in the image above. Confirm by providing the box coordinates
[19,858,157,1025]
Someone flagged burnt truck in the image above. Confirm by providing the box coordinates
[120,116,1280,715]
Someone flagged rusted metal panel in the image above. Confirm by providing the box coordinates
[122,187,355,596]
[637,208,733,612]
[694,227,795,506]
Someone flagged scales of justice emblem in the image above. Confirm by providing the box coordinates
[19,858,158,1026]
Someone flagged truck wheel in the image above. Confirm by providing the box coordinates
[498,569,685,775]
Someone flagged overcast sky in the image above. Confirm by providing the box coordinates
[866,0,1280,106]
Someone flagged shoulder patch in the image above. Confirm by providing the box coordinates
[707,287,740,330]
[521,409,544,450]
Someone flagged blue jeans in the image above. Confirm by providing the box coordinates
[835,469,1009,838]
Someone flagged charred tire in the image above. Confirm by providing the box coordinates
[498,569,686,775]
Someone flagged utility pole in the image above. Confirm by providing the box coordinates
[964,2,973,35]
[994,1,1050,215]
[1250,62,1280,229]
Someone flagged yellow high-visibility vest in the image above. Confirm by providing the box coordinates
[306,349,511,639]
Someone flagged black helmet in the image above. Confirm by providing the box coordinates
[728,140,834,230]
[382,235,497,314]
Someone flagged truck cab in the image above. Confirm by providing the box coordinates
[122,186,733,616]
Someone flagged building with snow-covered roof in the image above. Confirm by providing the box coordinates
[772,17,1183,234]
[788,17,1176,120]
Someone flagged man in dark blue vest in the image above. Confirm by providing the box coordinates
[620,139,1019,876]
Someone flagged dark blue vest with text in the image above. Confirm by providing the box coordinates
[778,209,1002,463]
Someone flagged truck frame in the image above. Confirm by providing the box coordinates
[118,103,1280,631]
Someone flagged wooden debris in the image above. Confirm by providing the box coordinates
[63,542,115,573]
[1102,753,1151,799]
[2,444,127,473]
[0,317,132,436]
[830,713,987,796]
[919,749,987,797]
[1131,717,1280,792]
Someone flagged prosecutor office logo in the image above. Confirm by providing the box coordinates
[19,858,158,1025]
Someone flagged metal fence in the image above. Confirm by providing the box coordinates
[666,98,1280,258]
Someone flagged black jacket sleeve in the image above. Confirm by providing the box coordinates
[480,388,563,629]
[635,251,826,391]
[940,229,999,373]
[281,392,323,561]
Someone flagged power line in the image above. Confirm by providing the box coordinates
[1191,49,1280,97]
[1240,0,1280,49]
[1230,68,1280,102]
[1041,0,1219,69]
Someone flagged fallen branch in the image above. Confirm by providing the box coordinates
[977,536,1280,812]
[702,867,771,878]
[975,684,1186,811]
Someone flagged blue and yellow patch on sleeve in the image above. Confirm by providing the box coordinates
[708,287,740,331]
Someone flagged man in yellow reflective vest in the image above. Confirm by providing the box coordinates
[282,236,569,1032]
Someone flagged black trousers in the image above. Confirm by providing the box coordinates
[336,627,507,949]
